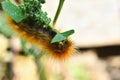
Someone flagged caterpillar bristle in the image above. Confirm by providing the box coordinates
[14,0,21,4]
[7,16,74,60]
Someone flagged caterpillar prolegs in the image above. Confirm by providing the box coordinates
[7,17,75,60]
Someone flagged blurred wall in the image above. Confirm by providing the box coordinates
[43,0,120,47]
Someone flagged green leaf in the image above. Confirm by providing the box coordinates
[1,1,26,23]
[51,29,75,43]
[61,29,75,38]
[51,33,66,43]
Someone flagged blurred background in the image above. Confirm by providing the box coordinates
[0,0,120,80]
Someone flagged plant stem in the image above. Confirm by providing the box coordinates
[53,0,65,26]
[34,51,47,80]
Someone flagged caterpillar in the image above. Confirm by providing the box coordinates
[7,17,75,60]
[2,0,75,60]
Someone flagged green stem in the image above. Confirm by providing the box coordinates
[34,51,47,80]
[21,39,29,55]
[53,0,65,26]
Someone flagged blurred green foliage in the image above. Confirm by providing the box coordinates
[0,11,14,37]
[68,63,91,80]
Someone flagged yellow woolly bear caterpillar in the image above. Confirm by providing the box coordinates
[7,16,75,60]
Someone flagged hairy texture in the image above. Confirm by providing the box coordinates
[7,17,74,60]
[14,0,21,4]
